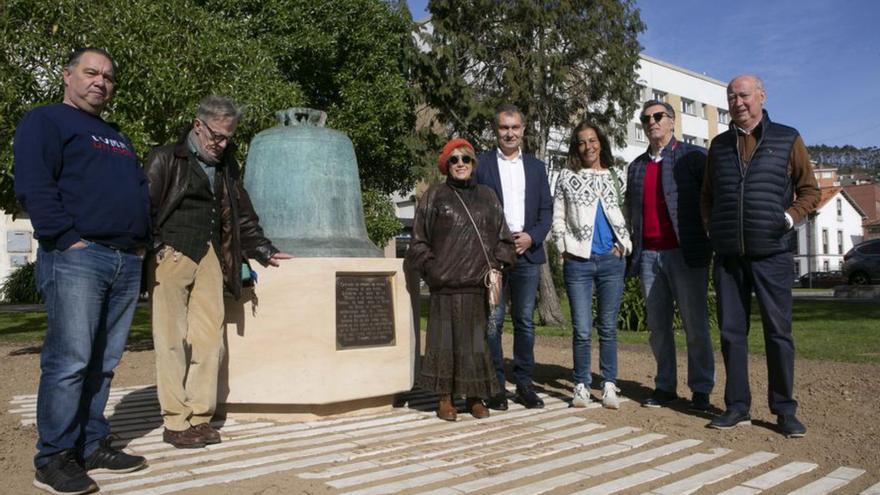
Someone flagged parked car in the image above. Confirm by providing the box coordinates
[797,271,847,288]
[843,238,880,285]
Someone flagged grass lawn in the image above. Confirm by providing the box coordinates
[0,306,153,344]
[2,297,877,364]
[419,296,880,364]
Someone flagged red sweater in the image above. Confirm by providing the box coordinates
[642,157,679,250]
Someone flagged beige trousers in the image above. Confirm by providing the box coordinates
[151,243,224,431]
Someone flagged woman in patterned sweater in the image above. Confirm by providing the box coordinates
[552,120,632,410]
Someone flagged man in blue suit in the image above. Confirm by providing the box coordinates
[476,104,553,410]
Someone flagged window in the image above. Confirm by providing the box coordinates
[635,123,646,142]
[701,103,708,119]
[837,230,844,254]
[822,228,829,254]
[638,85,648,102]
[652,89,666,102]
[823,260,829,271]
[794,260,800,276]
[681,98,695,115]
[682,135,697,145]
[718,110,730,124]
[792,231,800,253]
[836,198,842,217]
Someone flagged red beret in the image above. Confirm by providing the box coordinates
[437,138,475,175]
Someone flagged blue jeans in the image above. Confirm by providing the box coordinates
[640,249,715,395]
[34,242,142,468]
[488,260,540,390]
[563,253,625,387]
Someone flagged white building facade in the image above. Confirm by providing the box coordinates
[616,54,729,164]
[793,188,865,276]
[0,213,38,285]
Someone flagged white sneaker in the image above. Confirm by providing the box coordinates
[602,382,620,410]
[572,383,591,407]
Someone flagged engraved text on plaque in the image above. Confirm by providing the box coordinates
[336,274,395,349]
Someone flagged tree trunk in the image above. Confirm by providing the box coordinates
[536,247,565,326]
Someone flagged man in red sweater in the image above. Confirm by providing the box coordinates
[625,100,715,412]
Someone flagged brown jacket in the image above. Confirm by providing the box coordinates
[144,139,278,300]
[405,179,516,294]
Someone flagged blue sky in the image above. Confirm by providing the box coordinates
[406,0,880,148]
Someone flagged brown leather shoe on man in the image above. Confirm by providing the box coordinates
[191,423,222,444]
[466,397,490,419]
[436,394,457,421]
[163,427,206,449]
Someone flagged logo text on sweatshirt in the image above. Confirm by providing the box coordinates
[91,135,135,158]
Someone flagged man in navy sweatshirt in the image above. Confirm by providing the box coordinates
[14,47,150,495]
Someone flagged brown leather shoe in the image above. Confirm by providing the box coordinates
[191,422,222,444]
[467,397,490,419]
[163,427,206,449]
[437,394,457,421]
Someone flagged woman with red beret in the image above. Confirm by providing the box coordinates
[405,138,516,421]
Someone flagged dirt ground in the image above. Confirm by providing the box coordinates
[1,335,878,494]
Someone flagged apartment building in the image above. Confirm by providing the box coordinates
[616,54,729,164]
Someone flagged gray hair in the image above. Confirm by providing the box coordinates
[197,95,244,123]
[641,99,675,120]
[493,103,525,128]
[65,47,117,75]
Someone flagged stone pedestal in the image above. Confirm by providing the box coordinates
[217,258,415,421]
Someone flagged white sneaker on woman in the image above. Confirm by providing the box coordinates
[572,383,591,407]
[602,382,620,410]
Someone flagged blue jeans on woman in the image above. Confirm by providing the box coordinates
[563,253,626,387]
[34,242,143,468]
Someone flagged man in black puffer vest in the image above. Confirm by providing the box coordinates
[701,75,819,437]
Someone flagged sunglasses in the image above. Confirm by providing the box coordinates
[639,111,670,125]
[448,155,473,165]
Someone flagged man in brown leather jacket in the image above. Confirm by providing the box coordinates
[144,95,291,448]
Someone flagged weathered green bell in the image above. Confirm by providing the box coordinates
[244,108,381,257]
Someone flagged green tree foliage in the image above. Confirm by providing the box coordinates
[0,262,40,304]
[1,0,418,245]
[415,0,644,324]
[203,0,419,196]
[414,0,644,159]
[361,189,403,248]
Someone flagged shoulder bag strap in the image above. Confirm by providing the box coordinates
[449,187,493,274]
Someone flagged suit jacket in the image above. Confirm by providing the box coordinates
[476,149,552,264]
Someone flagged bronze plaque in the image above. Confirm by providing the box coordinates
[335,274,396,349]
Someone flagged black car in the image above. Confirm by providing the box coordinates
[843,238,880,285]
[797,271,847,288]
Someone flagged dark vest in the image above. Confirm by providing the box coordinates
[708,114,798,257]
[161,156,221,262]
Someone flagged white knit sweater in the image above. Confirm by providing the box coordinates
[552,167,632,259]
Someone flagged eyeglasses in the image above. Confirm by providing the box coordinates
[639,112,670,125]
[198,119,233,144]
[448,155,473,165]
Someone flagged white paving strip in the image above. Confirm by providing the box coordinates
[716,461,819,494]
[788,466,866,495]
[862,481,880,494]
[498,438,704,495]
[8,386,878,495]
[326,422,606,490]
[645,451,779,495]
[128,404,567,476]
[415,431,657,495]
[103,401,573,490]
[301,411,587,480]
[567,447,732,495]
